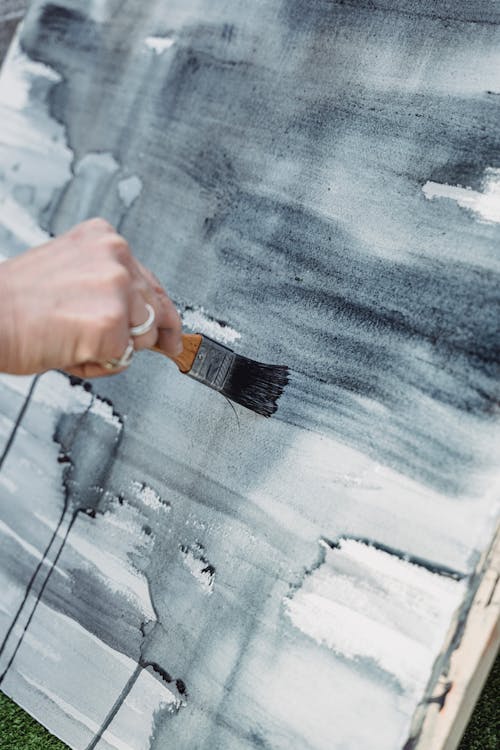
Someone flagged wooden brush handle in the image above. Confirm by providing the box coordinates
[152,333,202,373]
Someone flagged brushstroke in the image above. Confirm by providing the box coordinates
[181,306,242,345]
[144,36,175,55]
[284,538,466,693]
[0,372,123,686]
[422,168,500,224]
[118,175,143,209]
[0,377,38,471]
[180,543,215,594]
[0,2,27,63]
[0,34,72,249]
[0,372,186,749]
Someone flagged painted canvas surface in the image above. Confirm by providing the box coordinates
[0,2,499,749]
[0,1,26,60]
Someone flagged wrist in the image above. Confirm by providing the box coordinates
[0,259,16,373]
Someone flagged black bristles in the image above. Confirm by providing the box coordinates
[221,355,289,417]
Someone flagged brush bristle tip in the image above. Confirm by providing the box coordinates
[221,357,289,417]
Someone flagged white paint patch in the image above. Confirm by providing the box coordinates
[180,544,214,594]
[58,607,139,671]
[76,151,118,175]
[93,567,155,619]
[0,599,15,617]
[422,167,500,224]
[89,395,122,432]
[62,151,120,225]
[86,0,114,23]
[66,501,156,622]
[22,631,62,663]
[182,307,241,345]
[0,474,17,493]
[0,39,60,110]
[118,175,143,208]
[0,519,42,561]
[284,539,466,693]
[0,373,36,399]
[19,673,139,750]
[0,195,50,247]
[103,511,147,537]
[33,371,92,414]
[144,36,176,54]
[0,37,73,252]
[127,667,181,712]
[131,481,164,512]
[68,509,156,622]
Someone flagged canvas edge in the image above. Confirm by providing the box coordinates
[408,524,500,750]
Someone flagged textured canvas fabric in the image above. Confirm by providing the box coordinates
[0,1,27,61]
[0,2,499,749]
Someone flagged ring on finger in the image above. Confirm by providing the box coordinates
[130,303,156,337]
[103,338,135,370]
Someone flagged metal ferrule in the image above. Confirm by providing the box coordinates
[187,336,235,392]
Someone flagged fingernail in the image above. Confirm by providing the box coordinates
[175,339,184,355]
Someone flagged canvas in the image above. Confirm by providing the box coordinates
[0,1,27,61]
[0,2,499,749]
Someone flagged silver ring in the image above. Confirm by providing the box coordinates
[130,303,155,337]
[103,338,135,370]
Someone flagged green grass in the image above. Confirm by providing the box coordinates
[458,652,499,750]
[0,690,68,749]
[0,655,498,748]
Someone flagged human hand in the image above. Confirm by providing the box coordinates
[0,218,182,378]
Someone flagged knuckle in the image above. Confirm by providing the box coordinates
[67,222,87,242]
[149,272,163,294]
[88,217,114,233]
[103,264,130,291]
[98,303,127,331]
[72,217,114,242]
[106,234,131,263]
[74,333,96,364]
[169,310,183,333]
[133,278,149,296]
[74,309,126,363]
[134,328,158,351]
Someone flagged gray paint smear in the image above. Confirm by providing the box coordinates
[0,2,499,749]
[0,1,26,61]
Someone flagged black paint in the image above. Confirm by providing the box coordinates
[223,357,289,417]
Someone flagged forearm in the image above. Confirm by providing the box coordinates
[0,259,16,373]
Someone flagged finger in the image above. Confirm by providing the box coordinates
[67,334,134,378]
[134,261,166,295]
[156,326,184,357]
[154,296,183,356]
[64,362,129,379]
[134,260,182,330]
[112,255,163,351]
[156,293,182,346]
[129,283,160,351]
[66,331,133,377]
[90,297,132,364]
[134,261,182,354]
[73,217,116,240]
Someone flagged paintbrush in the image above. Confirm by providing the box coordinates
[153,334,288,417]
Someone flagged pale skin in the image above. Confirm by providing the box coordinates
[0,218,183,378]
